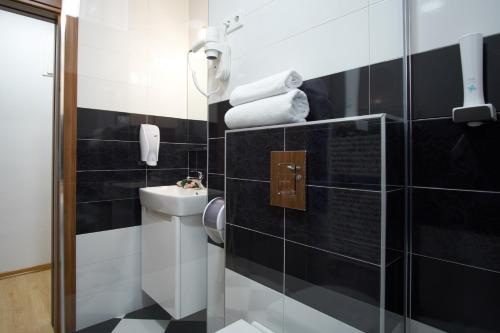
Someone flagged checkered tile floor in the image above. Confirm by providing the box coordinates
[76,304,206,333]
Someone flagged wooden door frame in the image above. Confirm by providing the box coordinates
[0,1,78,333]
[62,14,78,333]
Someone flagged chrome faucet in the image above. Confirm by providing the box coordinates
[188,171,204,183]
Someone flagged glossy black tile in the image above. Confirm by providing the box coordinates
[147,115,187,143]
[226,178,283,237]
[154,143,188,169]
[226,128,284,181]
[288,186,381,264]
[412,254,500,333]
[208,138,224,175]
[285,120,382,188]
[207,173,224,201]
[386,121,405,187]
[411,33,500,120]
[208,101,230,138]
[370,58,403,118]
[77,170,146,203]
[77,108,146,141]
[77,140,143,171]
[124,304,172,320]
[285,185,381,264]
[413,187,500,272]
[188,145,207,171]
[301,66,369,120]
[412,118,500,191]
[385,257,405,333]
[165,321,206,333]
[147,169,188,187]
[76,198,141,234]
[188,119,207,144]
[226,224,283,292]
[387,188,405,253]
[411,44,462,120]
[76,318,121,333]
[285,241,380,333]
[178,309,206,322]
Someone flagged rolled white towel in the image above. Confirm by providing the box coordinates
[225,89,309,129]
[229,70,303,106]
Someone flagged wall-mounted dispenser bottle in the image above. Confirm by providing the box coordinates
[452,33,496,126]
[140,124,160,166]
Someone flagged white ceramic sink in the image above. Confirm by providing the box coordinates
[139,185,207,216]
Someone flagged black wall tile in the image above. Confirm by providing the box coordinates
[188,119,207,144]
[226,224,283,293]
[385,257,405,333]
[301,66,369,121]
[77,170,146,203]
[412,255,500,333]
[77,140,143,171]
[147,115,187,143]
[147,169,188,187]
[386,121,405,187]
[370,58,404,118]
[76,199,141,234]
[188,145,207,171]
[413,187,500,272]
[411,44,462,120]
[154,143,188,169]
[208,101,231,138]
[285,186,381,264]
[226,128,284,181]
[207,173,224,201]
[413,118,500,191]
[412,33,500,120]
[387,189,405,253]
[285,120,381,188]
[77,108,146,141]
[208,138,224,174]
[285,241,380,333]
[226,178,283,237]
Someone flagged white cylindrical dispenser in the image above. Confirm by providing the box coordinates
[202,197,225,244]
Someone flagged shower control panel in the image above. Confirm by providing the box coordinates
[270,151,306,211]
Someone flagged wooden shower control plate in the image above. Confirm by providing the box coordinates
[270,151,306,210]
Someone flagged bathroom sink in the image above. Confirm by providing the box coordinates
[139,185,207,216]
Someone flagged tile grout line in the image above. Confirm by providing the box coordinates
[227,223,382,268]
[412,185,500,195]
[411,253,500,275]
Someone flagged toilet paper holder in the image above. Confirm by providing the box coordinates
[202,197,225,244]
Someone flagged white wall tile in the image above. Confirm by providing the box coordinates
[369,0,404,64]
[225,0,368,60]
[210,8,369,104]
[75,227,149,330]
[208,0,275,28]
[77,75,147,113]
[76,274,153,330]
[225,269,284,333]
[77,0,191,118]
[410,0,500,54]
[284,296,363,333]
[76,227,141,266]
[207,244,225,333]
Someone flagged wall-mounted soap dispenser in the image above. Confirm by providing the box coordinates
[452,33,496,126]
[140,124,160,166]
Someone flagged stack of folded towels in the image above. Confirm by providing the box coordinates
[224,70,310,129]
